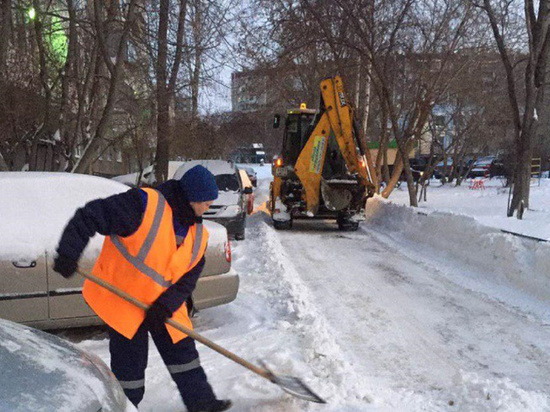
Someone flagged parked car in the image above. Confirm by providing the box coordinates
[0,172,239,330]
[0,318,134,411]
[468,156,507,178]
[398,158,427,182]
[174,160,253,240]
[239,166,257,187]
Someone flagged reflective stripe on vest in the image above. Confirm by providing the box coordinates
[110,192,205,289]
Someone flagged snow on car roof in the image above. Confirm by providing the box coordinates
[0,172,229,261]
[173,160,236,179]
[0,172,129,260]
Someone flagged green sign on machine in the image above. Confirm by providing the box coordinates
[310,136,326,174]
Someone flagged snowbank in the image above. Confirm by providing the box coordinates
[365,196,550,305]
[389,178,550,240]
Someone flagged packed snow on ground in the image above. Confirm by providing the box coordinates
[73,167,550,412]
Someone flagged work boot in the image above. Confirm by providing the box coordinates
[188,399,232,412]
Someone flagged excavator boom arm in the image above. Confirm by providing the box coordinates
[294,76,377,213]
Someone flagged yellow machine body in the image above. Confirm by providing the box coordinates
[270,76,377,226]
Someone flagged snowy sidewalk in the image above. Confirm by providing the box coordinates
[389,178,550,241]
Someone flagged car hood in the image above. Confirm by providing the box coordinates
[0,319,131,412]
[213,191,240,206]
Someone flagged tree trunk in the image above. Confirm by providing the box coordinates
[72,0,137,174]
[508,129,533,217]
[508,57,537,217]
[154,0,170,184]
[361,62,372,136]
[30,1,51,171]
[381,152,403,198]
[0,0,11,76]
[59,0,77,154]
[190,0,202,120]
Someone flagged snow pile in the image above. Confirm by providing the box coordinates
[365,196,550,307]
[390,178,550,240]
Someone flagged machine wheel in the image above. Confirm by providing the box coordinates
[273,219,292,230]
[235,232,245,241]
[337,215,359,231]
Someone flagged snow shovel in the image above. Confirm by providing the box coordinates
[77,269,326,404]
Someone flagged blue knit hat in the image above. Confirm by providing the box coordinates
[179,165,219,202]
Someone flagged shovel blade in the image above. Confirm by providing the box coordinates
[260,361,326,404]
[273,374,326,403]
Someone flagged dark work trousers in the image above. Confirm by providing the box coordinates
[108,321,216,409]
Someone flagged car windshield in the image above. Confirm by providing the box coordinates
[215,174,240,192]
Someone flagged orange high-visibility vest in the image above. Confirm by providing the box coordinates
[83,188,209,343]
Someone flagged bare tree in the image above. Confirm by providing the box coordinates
[302,0,481,206]
[479,0,550,218]
[72,0,138,173]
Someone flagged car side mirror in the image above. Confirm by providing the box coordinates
[273,114,280,129]
[243,187,253,194]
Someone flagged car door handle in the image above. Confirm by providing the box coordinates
[12,260,37,269]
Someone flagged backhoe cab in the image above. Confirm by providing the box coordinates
[269,76,377,231]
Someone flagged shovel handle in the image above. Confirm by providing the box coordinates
[77,269,272,381]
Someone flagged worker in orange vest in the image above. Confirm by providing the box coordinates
[53,165,232,412]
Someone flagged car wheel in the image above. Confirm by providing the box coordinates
[273,219,292,230]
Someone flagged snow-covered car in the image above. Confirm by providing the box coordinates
[174,160,253,241]
[0,318,134,411]
[0,172,239,330]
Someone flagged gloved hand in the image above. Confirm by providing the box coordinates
[145,300,172,329]
[53,254,78,279]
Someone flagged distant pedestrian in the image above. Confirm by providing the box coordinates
[53,165,232,412]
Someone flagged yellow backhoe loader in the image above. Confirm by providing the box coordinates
[269,76,378,231]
